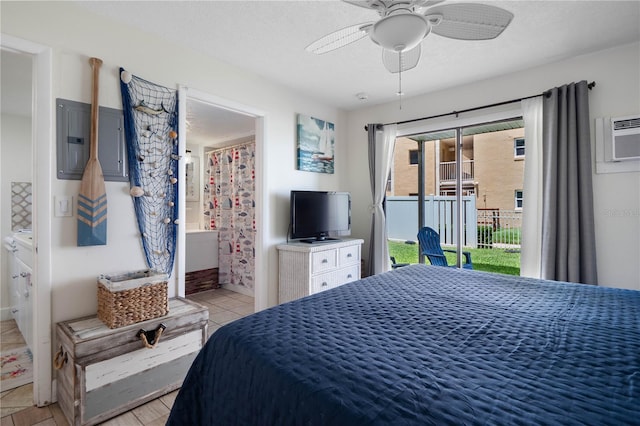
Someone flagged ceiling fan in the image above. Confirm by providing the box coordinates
[306,0,514,74]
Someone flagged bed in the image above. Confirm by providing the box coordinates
[167,264,640,425]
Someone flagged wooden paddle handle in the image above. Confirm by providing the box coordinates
[89,57,102,160]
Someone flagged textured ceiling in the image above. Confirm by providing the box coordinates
[6,1,639,145]
[78,0,640,111]
[186,99,255,146]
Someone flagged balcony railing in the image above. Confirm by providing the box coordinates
[440,160,474,182]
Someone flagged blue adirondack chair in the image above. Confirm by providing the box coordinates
[390,256,409,270]
[417,227,473,269]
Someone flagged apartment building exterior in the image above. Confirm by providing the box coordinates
[389,127,526,214]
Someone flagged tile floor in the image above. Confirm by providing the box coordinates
[0,288,254,426]
[1,319,32,420]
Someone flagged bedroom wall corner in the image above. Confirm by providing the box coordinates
[346,42,640,290]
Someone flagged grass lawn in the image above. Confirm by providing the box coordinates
[389,240,521,276]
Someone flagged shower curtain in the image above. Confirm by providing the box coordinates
[205,142,256,291]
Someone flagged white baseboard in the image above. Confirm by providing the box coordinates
[0,307,15,321]
[51,379,58,403]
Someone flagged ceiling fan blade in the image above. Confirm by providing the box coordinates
[415,0,446,8]
[382,44,421,74]
[342,0,377,10]
[306,22,373,54]
[427,3,514,40]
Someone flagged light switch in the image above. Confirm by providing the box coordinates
[55,196,73,217]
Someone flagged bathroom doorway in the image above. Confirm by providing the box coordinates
[1,48,35,410]
[178,88,264,312]
[1,35,53,407]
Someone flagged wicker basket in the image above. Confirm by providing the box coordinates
[97,270,169,329]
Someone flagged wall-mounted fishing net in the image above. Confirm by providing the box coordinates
[119,68,179,275]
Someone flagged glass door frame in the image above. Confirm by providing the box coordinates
[397,107,522,268]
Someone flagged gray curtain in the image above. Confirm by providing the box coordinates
[541,81,597,285]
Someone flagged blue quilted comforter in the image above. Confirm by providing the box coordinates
[168,265,640,425]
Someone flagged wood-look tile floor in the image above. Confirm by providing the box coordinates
[0,288,254,426]
[1,319,32,420]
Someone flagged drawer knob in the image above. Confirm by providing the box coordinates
[321,282,328,287]
[137,323,167,349]
[347,253,353,257]
[53,346,68,370]
[321,259,328,264]
[347,274,353,278]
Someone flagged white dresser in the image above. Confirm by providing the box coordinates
[277,239,364,303]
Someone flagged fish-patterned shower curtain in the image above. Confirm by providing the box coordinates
[205,143,255,291]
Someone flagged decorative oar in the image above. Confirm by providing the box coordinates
[77,57,107,246]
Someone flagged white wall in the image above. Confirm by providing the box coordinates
[2,1,349,327]
[184,143,201,227]
[347,42,640,290]
[5,4,636,330]
[1,113,32,316]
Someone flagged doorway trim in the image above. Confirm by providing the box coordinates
[1,33,53,406]
[177,86,266,312]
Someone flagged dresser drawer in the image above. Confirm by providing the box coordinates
[311,272,337,294]
[311,249,337,273]
[336,264,360,284]
[339,245,360,266]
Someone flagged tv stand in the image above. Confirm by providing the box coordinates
[300,237,339,244]
[277,239,364,303]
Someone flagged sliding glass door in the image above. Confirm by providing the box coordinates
[387,119,524,275]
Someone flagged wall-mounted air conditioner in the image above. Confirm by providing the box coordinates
[594,115,640,174]
[611,115,640,161]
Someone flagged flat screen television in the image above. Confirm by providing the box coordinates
[290,191,351,243]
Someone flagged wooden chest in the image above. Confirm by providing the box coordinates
[55,297,208,426]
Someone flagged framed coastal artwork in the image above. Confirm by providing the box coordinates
[296,114,335,174]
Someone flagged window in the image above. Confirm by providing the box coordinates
[514,138,525,158]
[515,190,523,210]
[409,150,419,165]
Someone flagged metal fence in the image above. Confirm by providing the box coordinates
[387,197,521,249]
[477,209,522,248]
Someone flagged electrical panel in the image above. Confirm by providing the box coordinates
[56,98,128,182]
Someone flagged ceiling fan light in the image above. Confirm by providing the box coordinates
[370,13,429,52]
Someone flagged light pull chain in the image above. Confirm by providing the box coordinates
[398,51,403,110]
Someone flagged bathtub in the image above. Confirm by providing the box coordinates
[185,230,218,273]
